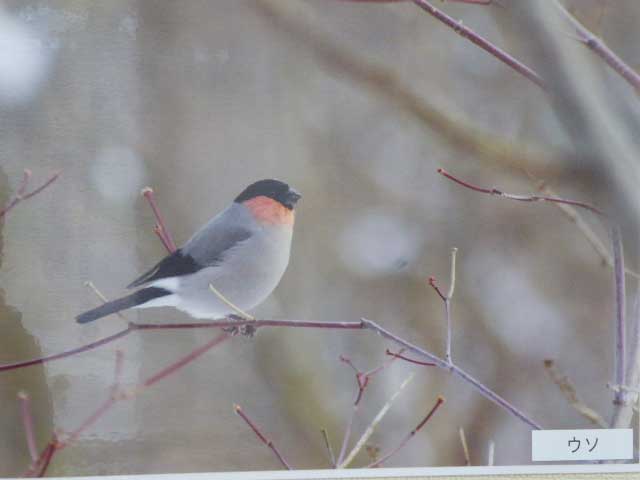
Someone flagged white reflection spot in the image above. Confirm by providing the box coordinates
[339,211,422,277]
[90,147,146,205]
[0,12,50,106]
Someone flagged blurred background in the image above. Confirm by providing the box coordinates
[1,0,640,475]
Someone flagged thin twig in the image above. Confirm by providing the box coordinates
[321,428,337,468]
[487,440,495,466]
[411,0,546,90]
[367,395,445,468]
[339,373,415,468]
[611,225,626,408]
[17,392,38,462]
[336,354,398,466]
[528,175,640,279]
[438,168,605,216]
[385,349,436,366]
[209,284,255,320]
[0,170,61,219]
[459,427,471,466]
[543,359,606,427]
[553,0,640,94]
[234,404,292,470]
[141,187,177,253]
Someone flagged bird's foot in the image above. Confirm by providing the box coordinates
[222,315,256,337]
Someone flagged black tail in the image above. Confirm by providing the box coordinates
[76,287,171,324]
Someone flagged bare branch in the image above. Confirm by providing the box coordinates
[438,168,605,216]
[611,225,627,410]
[553,0,640,94]
[543,359,606,427]
[459,427,471,466]
[141,187,177,253]
[0,170,61,219]
[234,404,292,470]
[528,176,640,280]
[320,428,336,468]
[17,392,38,462]
[411,0,546,89]
[367,395,445,467]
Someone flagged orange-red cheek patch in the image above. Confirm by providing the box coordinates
[243,196,295,226]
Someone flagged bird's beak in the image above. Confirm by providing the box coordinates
[287,188,302,206]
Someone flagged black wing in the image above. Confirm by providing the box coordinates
[126,249,202,289]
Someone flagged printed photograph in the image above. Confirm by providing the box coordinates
[1,0,639,476]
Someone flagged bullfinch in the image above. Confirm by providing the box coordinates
[76,179,301,323]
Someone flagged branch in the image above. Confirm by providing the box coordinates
[17,392,38,462]
[234,404,292,470]
[438,168,605,216]
[385,349,436,366]
[459,427,471,466]
[320,428,337,468]
[528,175,640,279]
[411,0,546,90]
[553,0,640,95]
[0,170,61,219]
[428,248,458,363]
[543,359,606,427]
[367,395,445,467]
[611,225,626,408]
[141,187,177,253]
[2,316,541,430]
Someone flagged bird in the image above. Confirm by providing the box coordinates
[76,179,301,324]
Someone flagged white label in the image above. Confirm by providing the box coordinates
[532,429,633,461]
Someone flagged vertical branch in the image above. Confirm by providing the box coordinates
[487,440,495,466]
[428,247,458,364]
[459,427,471,466]
[17,392,38,462]
[320,428,336,468]
[611,225,626,407]
[142,187,177,253]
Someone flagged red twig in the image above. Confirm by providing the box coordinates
[18,392,38,462]
[143,332,229,387]
[437,168,606,216]
[367,396,445,467]
[234,404,292,470]
[0,170,61,219]
[386,349,436,366]
[142,187,177,253]
[428,277,446,302]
